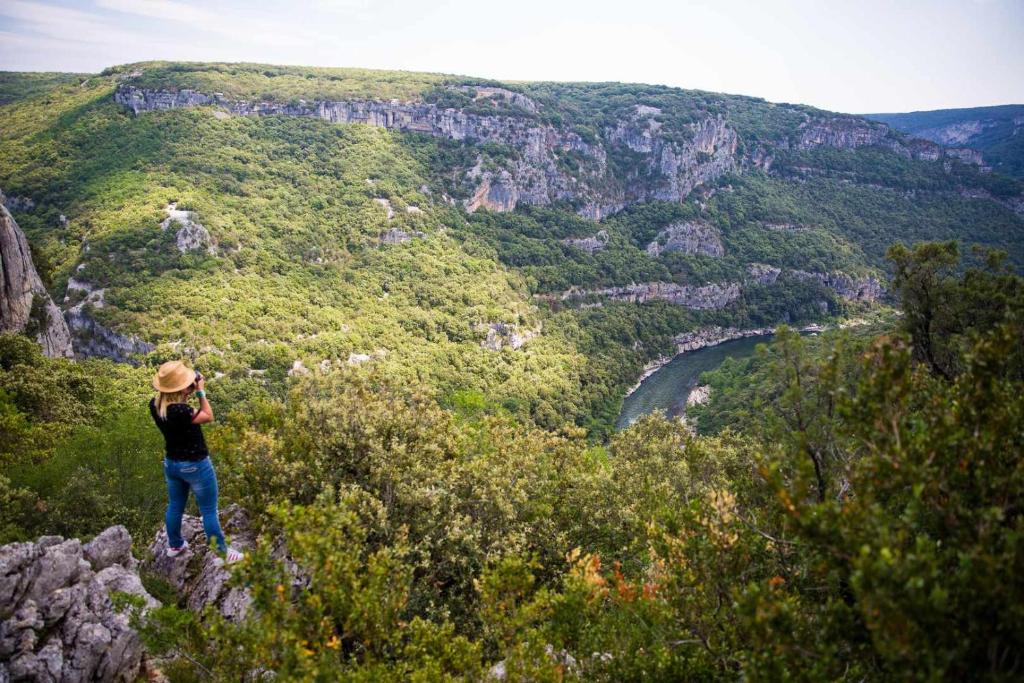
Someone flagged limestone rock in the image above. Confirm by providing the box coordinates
[380,227,426,245]
[83,526,137,572]
[0,529,156,682]
[144,505,256,622]
[115,86,739,217]
[686,384,711,407]
[160,203,216,255]
[542,281,742,310]
[373,197,395,220]
[1,193,36,212]
[747,263,781,285]
[63,301,153,363]
[0,200,74,358]
[563,230,609,253]
[796,115,985,167]
[790,270,883,302]
[646,221,724,257]
[479,322,541,351]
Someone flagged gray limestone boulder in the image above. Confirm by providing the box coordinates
[0,528,156,682]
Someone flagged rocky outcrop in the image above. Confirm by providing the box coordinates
[145,505,258,622]
[746,263,781,285]
[790,270,883,302]
[380,227,426,245]
[562,230,609,253]
[0,527,157,682]
[541,281,742,310]
[160,203,216,255]
[918,119,988,146]
[1,194,35,212]
[115,86,740,217]
[0,199,73,357]
[686,384,711,407]
[796,115,985,167]
[604,107,739,207]
[373,197,395,220]
[797,116,891,151]
[645,220,724,257]
[63,293,153,363]
[478,322,541,351]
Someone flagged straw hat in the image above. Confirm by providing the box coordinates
[152,360,195,393]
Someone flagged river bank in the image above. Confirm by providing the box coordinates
[623,323,827,399]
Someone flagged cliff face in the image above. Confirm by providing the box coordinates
[796,115,986,166]
[603,106,739,210]
[115,85,984,220]
[115,86,740,217]
[539,268,882,311]
[0,197,73,358]
[645,220,724,257]
[542,281,743,310]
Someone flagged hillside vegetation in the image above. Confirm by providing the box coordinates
[868,104,1024,178]
[1,61,1023,680]
[2,62,1022,437]
[2,243,1021,680]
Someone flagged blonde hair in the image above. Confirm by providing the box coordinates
[155,389,190,420]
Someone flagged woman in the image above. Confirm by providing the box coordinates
[150,360,244,564]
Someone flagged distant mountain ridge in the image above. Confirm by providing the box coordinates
[866,105,1024,178]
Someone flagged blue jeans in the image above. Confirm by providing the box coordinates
[164,457,226,553]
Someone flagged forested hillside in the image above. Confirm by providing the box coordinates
[3,243,1021,681]
[1,61,1023,681]
[2,62,1022,437]
[867,104,1024,178]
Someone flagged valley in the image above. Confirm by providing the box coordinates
[1,60,1022,681]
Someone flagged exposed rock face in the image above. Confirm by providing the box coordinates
[562,230,609,253]
[0,527,157,682]
[672,325,777,353]
[747,263,781,285]
[790,270,883,302]
[160,203,216,255]
[63,291,153,363]
[796,115,985,166]
[145,505,258,622]
[919,119,988,146]
[797,116,890,151]
[0,200,73,357]
[543,281,742,310]
[380,227,426,245]
[645,220,724,257]
[373,197,395,220]
[686,384,711,407]
[115,86,739,217]
[604,107,739,207]
[460,86,539,114]
[479,322,541,351]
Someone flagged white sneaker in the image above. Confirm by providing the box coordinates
[225,547,245,565]
[166,540,189,557]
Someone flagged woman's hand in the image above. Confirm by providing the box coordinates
[196,375,206,392]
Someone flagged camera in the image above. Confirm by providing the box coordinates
[193,370,203,386]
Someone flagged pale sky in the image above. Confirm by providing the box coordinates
[0,0,1021,113]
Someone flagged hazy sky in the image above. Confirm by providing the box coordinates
[1,0,1021,113]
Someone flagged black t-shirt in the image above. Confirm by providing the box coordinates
[149,398,209,461]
